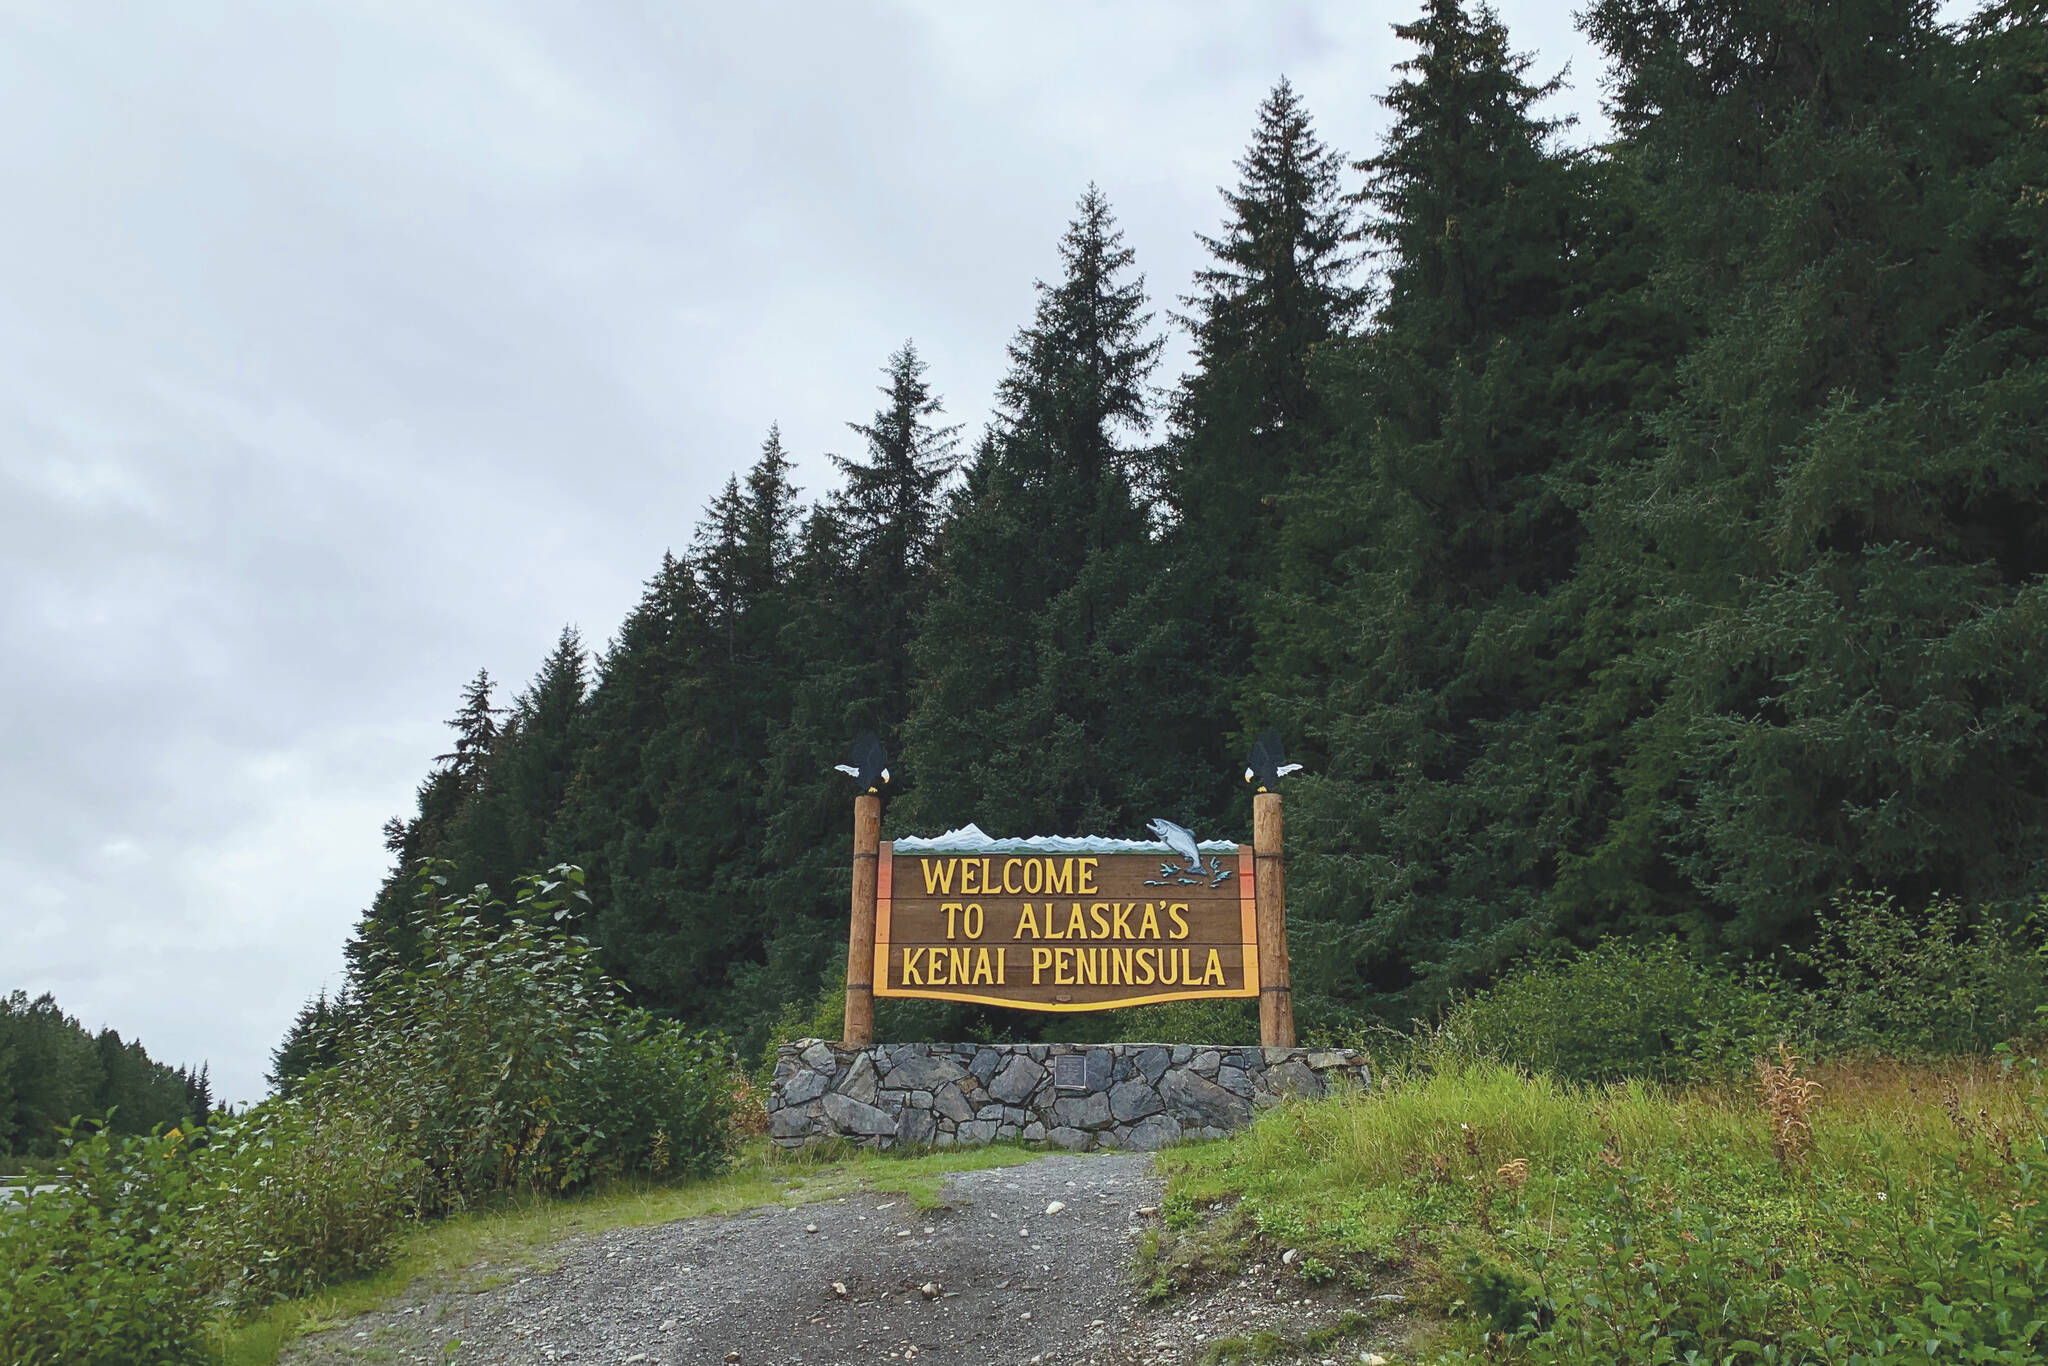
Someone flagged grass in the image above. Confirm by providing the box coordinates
[1149,1051,2048,1362]
[211,1139,1039,1366]
[1196,1310,1377,1362]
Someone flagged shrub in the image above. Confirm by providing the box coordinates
[1441,938,1780,1083]
[1793,889,2048,1056]
[0,1120,210,1366]
[342,861,733,1210]
[189,1090,421,1309]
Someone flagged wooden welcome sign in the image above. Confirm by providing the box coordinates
[835,734,1296,1049]
[873,846,1258,1011]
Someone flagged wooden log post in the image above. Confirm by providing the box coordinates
[843,793,882,1047]
[1253,790,1295,1048]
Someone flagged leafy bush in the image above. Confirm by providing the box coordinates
[1793,889,2048,1056]
[189,1091,421,1309]
[1441,939,1781,1082]
[343,862,733,1211]
[0,1120,210,1366]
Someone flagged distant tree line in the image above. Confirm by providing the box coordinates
[0,992,211,1160]
[292,0,2044,1071]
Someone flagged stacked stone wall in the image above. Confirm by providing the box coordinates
[767,1040,1368,1152]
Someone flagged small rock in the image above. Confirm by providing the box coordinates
[1137,1205,1159,1217]
[725,1354,742,1364]
[920,1281,941,1298]
[805,1223,818,1233]
[1361,1355,1390,1366]
[896,1228,914,1237]
[1282,1248,1298,1264]
[1044,1200,1066,1215]
[658,1319,676,1331]
[923,1225,935,1234]
[831,1281,848,1297]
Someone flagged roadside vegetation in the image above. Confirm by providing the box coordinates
[0,863,734,1366]
[1147,893,2048,1363]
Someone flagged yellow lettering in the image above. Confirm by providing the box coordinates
[1048,859,1073,894]
[901,946,924,986]
[1055,946,1075,985]
[1202,949,1224,985]
[1076,947,1098,985]
[921,859,955,895]
[1078,858,1098,894]
[1169,903,1190,940]
[972,947,995,985]
[1002,858,1023,894]
[947,946,970,984]
[1159,948,1180,985]
[1139,904,1160,939]
[1023,858,1043,894]
[961,858,980,895]
[1088,902,1111,939]
[1136,947,1157,984]
[1064,902,1087,940]
[1111,947,1133,984]
[997,947,1007,984]
[1032,946,1053,984]
[1111,902,1134,938]
[943,901,961,939]
[1014,903,1040,938]
[964,902,984,939]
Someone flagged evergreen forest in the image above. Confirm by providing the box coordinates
[322,0,2048,1067]
[0,992,212,1162]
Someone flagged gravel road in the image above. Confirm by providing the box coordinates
[281,1152,1394,1366]
[288,1154,1156,1365]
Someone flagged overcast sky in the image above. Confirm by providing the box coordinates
[2,1,1618,1107]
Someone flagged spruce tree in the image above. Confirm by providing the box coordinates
[901,186,1166,837]
[443,628,589,895]
[344,670,504,983]
[1136,79,1361,826]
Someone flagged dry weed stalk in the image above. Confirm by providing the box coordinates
[1495,1158,1530,1190]
[728,1069,771,1140]
[1757,1042,1822,1166]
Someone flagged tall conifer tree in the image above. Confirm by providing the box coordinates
[1135,79,1361,823]
[901,187,1165,836]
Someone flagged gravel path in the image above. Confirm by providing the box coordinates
[288,1154,1160,1365]
[280,1153,1398,1366]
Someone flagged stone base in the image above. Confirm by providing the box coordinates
[766,1041,1369,1152]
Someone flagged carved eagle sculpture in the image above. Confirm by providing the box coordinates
[833,732,891,795]
[1244,727,1303,792]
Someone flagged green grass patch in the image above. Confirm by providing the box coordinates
[1196,1310,1376,1363]
[1157,1054,2048,1363]
[210,1140,1038,1365]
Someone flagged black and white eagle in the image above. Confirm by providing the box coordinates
[833,732,891,795]
[1244,727,1303,792]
